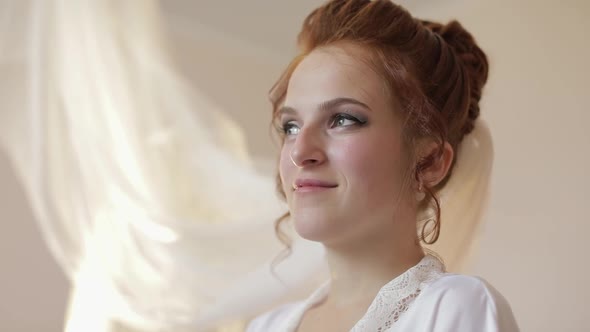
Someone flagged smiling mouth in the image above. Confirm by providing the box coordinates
[293,179,338,192]
[293,185,337,194]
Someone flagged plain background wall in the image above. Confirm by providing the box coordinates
[0,151,68,331]
[1,0,588,331]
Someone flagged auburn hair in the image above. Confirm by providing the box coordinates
[270,0,489,251]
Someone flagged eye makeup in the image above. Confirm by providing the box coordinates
[278,110,368,137]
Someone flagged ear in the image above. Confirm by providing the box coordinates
[416,141,454,188]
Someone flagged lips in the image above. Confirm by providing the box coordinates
[293,179,338,190]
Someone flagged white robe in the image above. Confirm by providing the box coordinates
[246,255,519,332]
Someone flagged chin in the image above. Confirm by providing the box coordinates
[291,212,339,243]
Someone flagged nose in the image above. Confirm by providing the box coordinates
[289,127,327,168]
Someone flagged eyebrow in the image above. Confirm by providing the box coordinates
[278,97,371,116]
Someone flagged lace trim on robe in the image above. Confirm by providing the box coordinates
[350,255,445,331]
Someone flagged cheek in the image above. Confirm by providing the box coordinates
[332,135,405,195]
[278,146,294,194]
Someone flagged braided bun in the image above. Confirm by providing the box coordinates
[420,19,489,138]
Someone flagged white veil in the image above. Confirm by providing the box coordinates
[0,0,326,331]
[0,0,492,331]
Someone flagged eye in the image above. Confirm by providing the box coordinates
[330,113,364,128]
[281,121,300,136]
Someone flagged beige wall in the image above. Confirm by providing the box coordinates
[0,152,68,331]
[468,1,589,330]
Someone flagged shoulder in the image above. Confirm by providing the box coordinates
[406,274,519,331]
[425,274,504,301]
[245,302,302,332]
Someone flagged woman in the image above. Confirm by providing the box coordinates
[248,0,519,331]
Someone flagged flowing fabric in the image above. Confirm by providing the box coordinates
[0,1,327,331]
[0,0,492,331]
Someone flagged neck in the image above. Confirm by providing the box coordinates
[322,226,424,307]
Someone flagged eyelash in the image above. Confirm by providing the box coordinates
[279,113,367,136]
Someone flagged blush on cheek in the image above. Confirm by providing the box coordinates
[333,135,406,203]
[333,136,401,175]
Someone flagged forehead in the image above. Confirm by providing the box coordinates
[285,44,389,109]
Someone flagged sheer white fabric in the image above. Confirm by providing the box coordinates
[247,256,519,332]
[0,1,327,331]
[0,0,494,331]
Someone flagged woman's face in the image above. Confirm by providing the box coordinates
[278,44,415,246]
